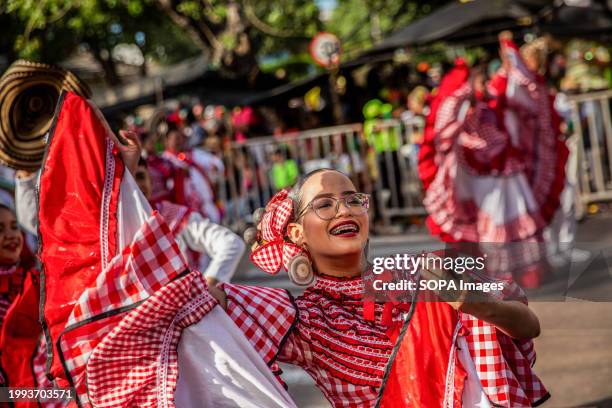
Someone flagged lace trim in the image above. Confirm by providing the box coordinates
[312,275,364,299]
[443,320,462,408]
[100,139,115,271]
[157,293,213,408]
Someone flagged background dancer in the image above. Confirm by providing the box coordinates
[0,204,44,396]
[133,158,245,285]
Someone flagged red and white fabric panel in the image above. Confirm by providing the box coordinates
[501,39,568,226]
[85,271,216,407]
[38,92,296,407]
[221,283,297,366]
[58,211,189,406]
[461,314,549,407]
[37,92,124,385]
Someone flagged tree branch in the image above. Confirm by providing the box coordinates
[155,0,219,51]
[243,0,310,39]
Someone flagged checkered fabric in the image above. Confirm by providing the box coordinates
[86,272,216,408]
[33,336,75,408]
[225,275,547,408]
[66,211,187,327]
[461,314,548,407]
[224,277,400,408]
[250,189,307,274]
[59,211,191,407]
[33,336,48,387]
[156,200,192,236]
[458,104,525,176]
[222,283,296,365]
[423,41,566,246]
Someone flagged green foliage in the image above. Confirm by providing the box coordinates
[325,0,446,58]
[2,0,445,80]
[2,0,198,65]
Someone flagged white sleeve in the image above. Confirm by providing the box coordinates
[15,174,39,236]
[179,212,245,282]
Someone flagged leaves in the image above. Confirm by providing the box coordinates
[3,0,442,82]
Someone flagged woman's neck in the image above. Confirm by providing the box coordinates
[314,253,365,278]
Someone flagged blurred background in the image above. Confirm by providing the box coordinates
[2,0,612,406]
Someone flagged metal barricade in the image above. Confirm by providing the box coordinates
[219,119,426,230]
[568,89,612,218]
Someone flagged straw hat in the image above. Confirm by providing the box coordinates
[0,60,91,170]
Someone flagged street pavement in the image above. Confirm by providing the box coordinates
[232,214,612,408]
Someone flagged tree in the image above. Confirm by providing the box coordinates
[2,0,187,84]
[3,0,321,83]
[3,0,444,85]
[151,0,321,79]
[326,0,447,58]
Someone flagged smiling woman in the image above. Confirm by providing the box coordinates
[0,204,43,391]
[0,206,23,266]
[215,168,548,407]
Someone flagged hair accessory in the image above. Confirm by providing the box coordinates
[243,227,258,246]
[250,189,310,275]
[252,207,266,224]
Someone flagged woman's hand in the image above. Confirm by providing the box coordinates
[207,281,227,310]
[420,254,540,340]
[111,130,141,175]
[458,300,541,340]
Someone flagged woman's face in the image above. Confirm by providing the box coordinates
[0,208,23,265]
[295,171,369,260]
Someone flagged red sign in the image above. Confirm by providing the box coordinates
[309,32,342,68]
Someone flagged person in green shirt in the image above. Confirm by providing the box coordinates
[362,99,405,217]
[271,149,299,191]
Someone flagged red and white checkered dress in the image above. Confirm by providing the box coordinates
[224,275,548,408]
[423,42,567,247]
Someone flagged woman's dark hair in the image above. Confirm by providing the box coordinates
[0,203,14,214]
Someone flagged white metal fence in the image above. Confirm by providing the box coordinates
[219,118,427,230]
[568,89,612,218]
[216,88,612,230]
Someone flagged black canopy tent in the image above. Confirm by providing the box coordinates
[367,0,535,54]
[362,0,612,57]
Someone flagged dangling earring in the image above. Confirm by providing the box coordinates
[287,254,315,286]
[364,238,371,262]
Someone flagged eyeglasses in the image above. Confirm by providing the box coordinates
[297,193,370,221]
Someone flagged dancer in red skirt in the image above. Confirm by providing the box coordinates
[419,34,567,285]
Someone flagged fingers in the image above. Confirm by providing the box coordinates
[207,285,227,310]
[119,130,142,148]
